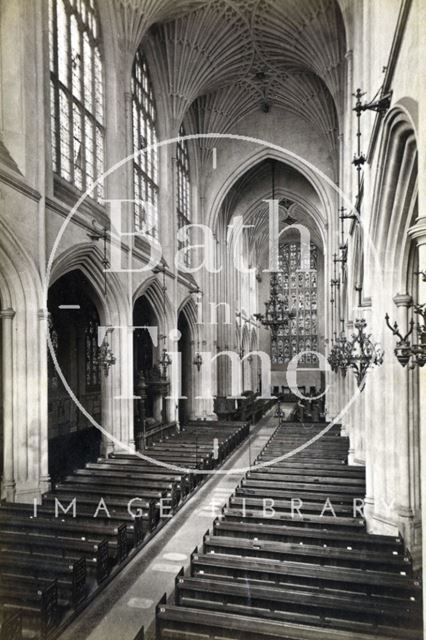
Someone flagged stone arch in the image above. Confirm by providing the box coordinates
[177,297,198,423]
[49,243,134,454]
[0,218,48,501]
[366,105,420,564]
[50,242,129,325]
[370,107,418,293]
[133,275,175,337]
[207,146,334,237]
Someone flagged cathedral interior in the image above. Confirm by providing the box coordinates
[0,0,425,638]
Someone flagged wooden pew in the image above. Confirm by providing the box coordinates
[190,549,420,599]
[175,574,421,634]
[224,503,366,532]
[214,517,403,553]
[156,604,423,640]
[154,417,422,639]
[0,579,58,639]
[0,552,86,607]
[0,610,22,640]
[0,507,128,564]
[202,533,411,573]
[40,494,156,542]
[0,529,110,584]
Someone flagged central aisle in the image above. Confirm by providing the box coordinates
[58,411,281,640]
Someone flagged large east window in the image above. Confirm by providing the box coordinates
[176,126,191,266]
[271,241,319,366]
[131,51,159,236]
[49,0,104,201]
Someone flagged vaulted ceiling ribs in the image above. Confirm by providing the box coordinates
[141,0,345,159]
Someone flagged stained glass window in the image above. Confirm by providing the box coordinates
[271,242,319,366]
[131,50,159,236]
[176,126,191,266]
[49,0,104,201]
[85,318,100,390]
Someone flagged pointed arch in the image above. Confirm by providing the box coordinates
[370,106,418,293]
[0,218,47,500]
[133,275,175,336]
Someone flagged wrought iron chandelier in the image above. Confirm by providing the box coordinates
[254,161,295,336]
[328,319,383,387]
[254,272,295,336]
[191,286,203,371]
[154,264,172,379]
[348,319,384,386]
[327,332,352,377]
[385,304,426,368]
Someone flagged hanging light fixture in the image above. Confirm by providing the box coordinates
[346,319,384,387]
[327,87,391,384]
[254,161,295,335]
[328,319,383,387]
[327,330,352,377]
[154,264,172,379]
[191,285,203,372]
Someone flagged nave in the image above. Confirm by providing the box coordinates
[0,0,425,637]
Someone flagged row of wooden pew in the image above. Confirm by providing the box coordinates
[0,420,250,639]
[214,393,275,422]
[155,421,423,640]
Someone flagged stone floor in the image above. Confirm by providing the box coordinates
[58,409,284,640]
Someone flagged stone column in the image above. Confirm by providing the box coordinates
[100,366,115,457]
[408,216,426,602]
[1,308,16,501]
[392,294,414,531]
[37,309,51,495]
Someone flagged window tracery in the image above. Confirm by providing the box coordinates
[131,50,159,236]
[271,241,319,366]
[49,0,104,200]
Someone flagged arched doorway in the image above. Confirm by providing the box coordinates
[177,310,193,424]
[47,270,102,481]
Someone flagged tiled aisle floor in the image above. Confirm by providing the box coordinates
[58,410,284,640]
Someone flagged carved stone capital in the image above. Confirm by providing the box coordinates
[393,293,412,308]
[408,216,426,246]
[0,307,15,320]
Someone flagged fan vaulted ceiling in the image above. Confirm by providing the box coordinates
[140,0,346,150]
[108,0,346,151]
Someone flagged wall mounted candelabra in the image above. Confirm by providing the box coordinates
[99,329,116,377]
[193,350,203,371]
[385,304,426,368]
